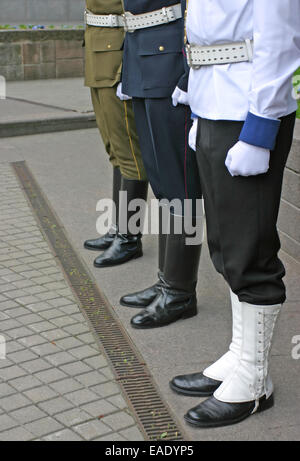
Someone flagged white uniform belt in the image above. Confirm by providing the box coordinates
[186,39,253,68]
[85,4,182,32]
[85,10,124,28]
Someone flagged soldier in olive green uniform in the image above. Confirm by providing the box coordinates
[84,0,148,268]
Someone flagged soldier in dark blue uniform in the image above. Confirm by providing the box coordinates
[118,1,204,329]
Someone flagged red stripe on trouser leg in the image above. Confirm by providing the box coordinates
[184,107,189,200]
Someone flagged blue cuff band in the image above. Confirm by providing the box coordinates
[239,112,281,150]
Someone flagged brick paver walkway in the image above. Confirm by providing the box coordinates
[0,163,144,441]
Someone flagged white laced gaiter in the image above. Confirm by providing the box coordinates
[214,303,281,410]
[203,290,242,382]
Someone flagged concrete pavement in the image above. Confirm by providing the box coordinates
[1,79,95,137]
[6,79,92,113]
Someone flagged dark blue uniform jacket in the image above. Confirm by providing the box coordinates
[122,0,188,98]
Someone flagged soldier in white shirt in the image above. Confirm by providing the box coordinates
[170,0,300,428]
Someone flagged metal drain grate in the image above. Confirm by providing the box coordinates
[13,161,186,442]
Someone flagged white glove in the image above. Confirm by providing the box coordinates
[188,118,198,152]
[116,83,132,101]
[225,141,270,177]
[172,86,189,107]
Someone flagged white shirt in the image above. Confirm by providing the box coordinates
[187,0,300,127]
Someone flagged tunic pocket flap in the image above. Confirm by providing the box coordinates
[91,30,124,52]
[138,32,183,56]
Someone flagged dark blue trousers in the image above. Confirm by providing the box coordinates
[132,97,202,211]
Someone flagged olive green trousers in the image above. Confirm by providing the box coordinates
[91,86,147,181]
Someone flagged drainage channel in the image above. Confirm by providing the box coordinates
[12,161,187,442]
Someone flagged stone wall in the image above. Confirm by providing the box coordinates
[1,0,85,24]
[279,119,300,263]
[0,30,84,81]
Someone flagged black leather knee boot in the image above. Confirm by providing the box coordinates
[119,206,168,308]
[84,166,121,251]
[131,214,202,329]
[94,177,148,268]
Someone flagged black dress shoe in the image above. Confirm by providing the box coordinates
[120,273,164,308]
[84,232,116,251]
[170,373,222,397]
[120,283,159,308]
[94,234,143,268]
[184,394,274,428]
[130,288,197,329]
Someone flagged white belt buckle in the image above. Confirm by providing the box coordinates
[186,44,192,68]
[107,14,114,28]
[162,7,169,23]
[245,38,253,62]
[186,44,201,70]
[115,14,123,28]
[108,14,120,28]
[123,11,135,33]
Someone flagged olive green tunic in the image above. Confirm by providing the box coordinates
[85,0,124,89]
[84,0,147,181]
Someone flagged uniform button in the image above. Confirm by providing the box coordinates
[107,44,112,49]
[159,46,165,51]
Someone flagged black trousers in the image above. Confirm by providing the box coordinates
[196,113,296,305]
[133,98,202,210]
